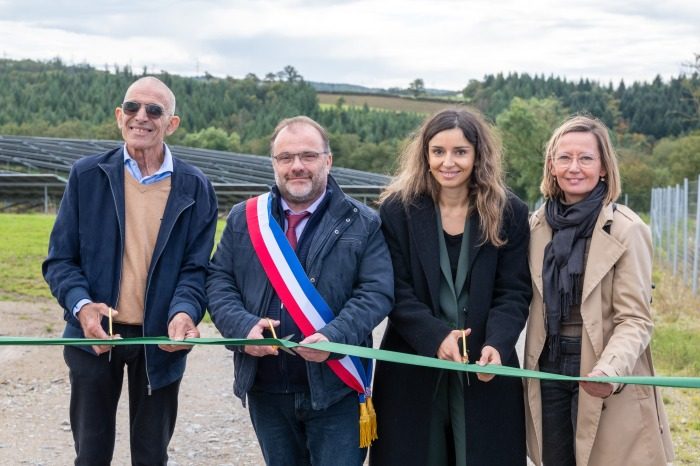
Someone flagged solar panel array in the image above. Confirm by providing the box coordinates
[0,135,390,212]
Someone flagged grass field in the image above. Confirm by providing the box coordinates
[0,214,55,300]
[1,213,698,460]
[0,214,227,301]
[318,93,458,114]
[649,269,700,462]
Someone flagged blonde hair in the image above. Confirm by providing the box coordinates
[380,107,507,246]
[540,115,621,204]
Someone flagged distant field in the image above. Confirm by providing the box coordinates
[318,93,459,114]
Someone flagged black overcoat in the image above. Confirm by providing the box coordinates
[370,193,531,466]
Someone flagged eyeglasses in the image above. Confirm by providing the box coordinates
[121,101,167,119]
[553,153,599,168]
[272,151,328,165]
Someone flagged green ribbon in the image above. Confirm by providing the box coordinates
[1,336,699,389]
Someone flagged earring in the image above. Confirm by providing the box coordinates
[600,176,606,182]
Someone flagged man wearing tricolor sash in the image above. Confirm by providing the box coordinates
[207,116,393,466]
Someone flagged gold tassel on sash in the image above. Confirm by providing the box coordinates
[359,396,378,448]
[367,396,378,441]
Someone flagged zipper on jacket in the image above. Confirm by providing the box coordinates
[279,301,291,393]
[104,165,125,365]
[142,194,195,396]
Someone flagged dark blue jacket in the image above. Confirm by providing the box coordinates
[207,176,394,409]
[42,146,218,390]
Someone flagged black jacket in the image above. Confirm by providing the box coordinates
[370,193,531,466]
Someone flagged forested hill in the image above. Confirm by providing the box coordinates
[0,59,423,174]
[464,72,699,139]
[1,58,699,210]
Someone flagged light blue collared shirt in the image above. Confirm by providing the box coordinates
[72,144,175,316]
[123,143,174,184]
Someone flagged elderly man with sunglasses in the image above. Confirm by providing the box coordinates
[43,76,217,466]
[207,116,393,465]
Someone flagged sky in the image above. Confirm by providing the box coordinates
[0,0,698,91]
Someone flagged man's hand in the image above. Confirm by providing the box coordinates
[579,369,614,398]
[77,302,118,355]
[243,319,280,357]
[159,312,200,352]
[295,333,330,362]
[437,329,471,363]
[476,345,501,382]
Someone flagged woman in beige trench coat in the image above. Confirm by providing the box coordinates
[523,115,674,466]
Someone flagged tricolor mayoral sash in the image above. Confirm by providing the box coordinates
[245,192,377,447]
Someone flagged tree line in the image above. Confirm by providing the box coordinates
[1,58,699,211]
[475,70,700,209]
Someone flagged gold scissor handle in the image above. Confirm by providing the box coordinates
[267,318,281,352]
[267,318,278,339]
[461,329,468,363]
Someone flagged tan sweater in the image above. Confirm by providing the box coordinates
[115,171,171,324]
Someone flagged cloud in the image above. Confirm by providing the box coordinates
[0,0,697,89]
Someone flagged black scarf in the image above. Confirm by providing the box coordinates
[542,182,606,361]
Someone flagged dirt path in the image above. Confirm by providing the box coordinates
[0,301,262,466]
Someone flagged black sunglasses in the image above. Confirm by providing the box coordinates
[121,101,167,119]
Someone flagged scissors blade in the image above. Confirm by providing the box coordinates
[277,334,296,354]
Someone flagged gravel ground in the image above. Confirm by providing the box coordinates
[0,300,262,466]
[0,301,392,466]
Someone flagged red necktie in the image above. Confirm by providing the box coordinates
[285,211,310,250]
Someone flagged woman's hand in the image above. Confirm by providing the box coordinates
[437,329,471,363]
[579,369,614,398]
[476,345,501,382]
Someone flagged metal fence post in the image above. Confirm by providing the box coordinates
[683,178,689,284]
[693,175,700,295]
[668,186,675,273]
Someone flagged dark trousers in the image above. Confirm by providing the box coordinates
[538,336,581,466]
[247,390,365,466]
[63,324,180,466]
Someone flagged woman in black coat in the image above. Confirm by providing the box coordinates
[370,108,531,466]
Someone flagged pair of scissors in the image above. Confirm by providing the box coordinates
[267,319,296,355]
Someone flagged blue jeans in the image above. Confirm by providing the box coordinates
[538,336,581,466]
[247,390,365,466]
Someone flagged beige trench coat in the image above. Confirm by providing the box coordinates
[524,203,674,465]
